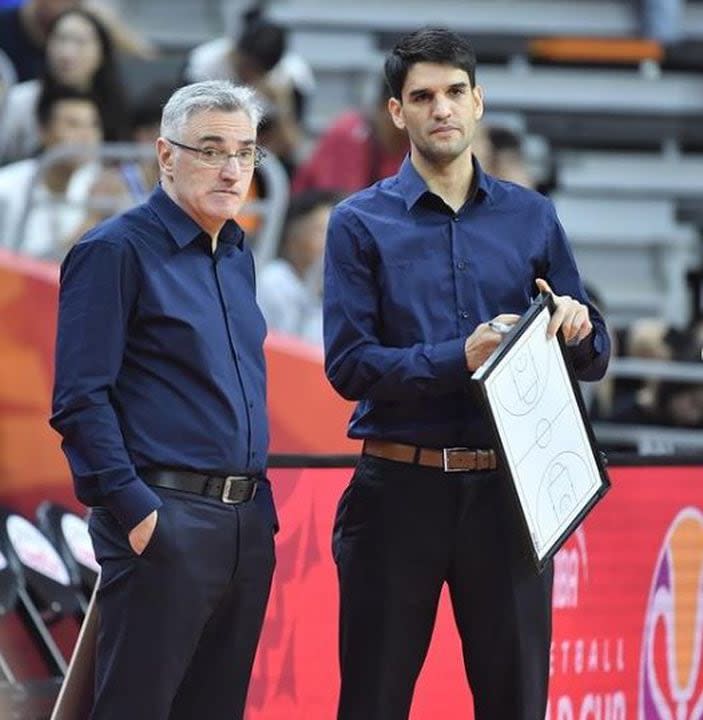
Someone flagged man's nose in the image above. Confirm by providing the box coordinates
[432,95,452,118]
[219,156,242,179]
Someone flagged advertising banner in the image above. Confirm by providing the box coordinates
[247,464,703,720]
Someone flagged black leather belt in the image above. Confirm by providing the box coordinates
[141,469,258,505]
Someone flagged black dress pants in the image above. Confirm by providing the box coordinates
[333,455,553,720]
[88,485,275,720]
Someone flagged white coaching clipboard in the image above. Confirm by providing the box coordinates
[472,293,610,571]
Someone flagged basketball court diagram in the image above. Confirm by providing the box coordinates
[478,305,604,560]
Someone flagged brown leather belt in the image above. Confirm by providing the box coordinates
[362,439,497,473]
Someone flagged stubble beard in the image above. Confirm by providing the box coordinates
[415,132,471,168]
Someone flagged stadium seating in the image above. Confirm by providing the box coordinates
[551,192,700,327]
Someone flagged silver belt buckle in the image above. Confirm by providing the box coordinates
[442,447,468,472]
[221,475,256,504]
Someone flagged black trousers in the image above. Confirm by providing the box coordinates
[333,455,553,720]
[88,485,275,720]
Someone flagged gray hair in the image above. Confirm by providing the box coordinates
[160,80,263,139]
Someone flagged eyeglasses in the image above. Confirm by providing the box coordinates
[166,138,266,169]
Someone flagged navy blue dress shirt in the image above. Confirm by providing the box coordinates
[51,186,269,531]
[324,156,610,449]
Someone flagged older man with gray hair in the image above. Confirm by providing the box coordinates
[51,80,276,720]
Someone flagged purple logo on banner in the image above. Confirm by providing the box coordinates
[639,508,703,719]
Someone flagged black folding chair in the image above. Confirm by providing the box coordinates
[0,546,59,719]
[36,503,98,612]
[0,543,19,684]
[0,508,87,674]
[0,509,79,719]
[35,504,102,720]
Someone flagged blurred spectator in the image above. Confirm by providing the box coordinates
[257,189,338,345]
[657,380,703,427]
[82,1,156,59]
[624,317,674,360]
[606,317,671,422]
[0,48,15,116]
[602,319,703,427]
[0,0,78,82]
[472,123,535,189]
[184,6,314,174]
[609,363,703,430]
[0,0,155,84]
[0,6,128,164]
[608,381,703,427]
[70,83,169,231]
[0,83,102,257]
[115,86,164,199]
[637,0,685,44]
[292,80,408,195]
[655,328,703,427]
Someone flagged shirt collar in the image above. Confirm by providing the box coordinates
[148,184,244,250]
[396,153,494,211]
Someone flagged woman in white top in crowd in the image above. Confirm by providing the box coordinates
[0,6,127,164]
[257,190,339,346]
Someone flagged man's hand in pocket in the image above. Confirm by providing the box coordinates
[128,510,158,555]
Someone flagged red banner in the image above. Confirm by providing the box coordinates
[247,465,703,720]
[2,250,702,718]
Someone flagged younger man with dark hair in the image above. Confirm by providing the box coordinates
[324,27,610,720]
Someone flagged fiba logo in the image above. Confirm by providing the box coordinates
[639,508,703,718]
[553,526,588,609]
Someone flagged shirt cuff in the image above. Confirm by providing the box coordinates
[431,337,471,381]
[569,330,602,369]
[103,480,163,532]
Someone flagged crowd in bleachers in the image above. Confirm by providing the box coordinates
[1,0,703,449]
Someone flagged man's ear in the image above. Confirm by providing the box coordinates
[156,137,174,176]
[473,85,485,121]
[388,96,405,131]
